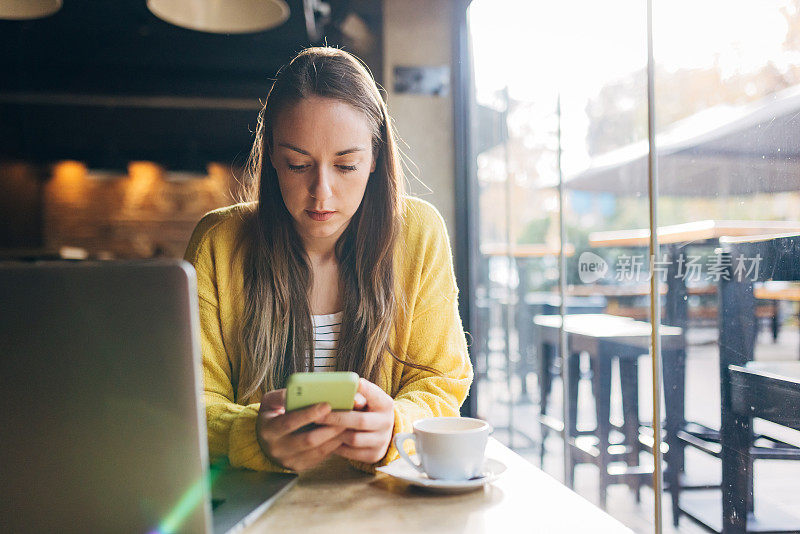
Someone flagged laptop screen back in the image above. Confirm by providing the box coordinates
[0,261,213,533]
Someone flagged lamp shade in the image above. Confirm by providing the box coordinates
[147,0,290,34]
[0,0,61,20]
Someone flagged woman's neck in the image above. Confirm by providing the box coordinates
[300,233,338,264]
[305,247,337,266]
[307,254,342,315]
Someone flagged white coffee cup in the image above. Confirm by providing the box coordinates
[393,417,492,481]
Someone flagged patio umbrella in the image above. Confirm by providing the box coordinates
[566,84,800,196]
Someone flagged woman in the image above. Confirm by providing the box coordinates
[184,47,472,473]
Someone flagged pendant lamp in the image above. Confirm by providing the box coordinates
[0,0,62,20]
[147,0,290,34]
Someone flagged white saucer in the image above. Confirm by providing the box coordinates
[376,456,506,493]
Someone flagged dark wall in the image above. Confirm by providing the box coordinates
[0,163,43,248]
[0,0,383,172]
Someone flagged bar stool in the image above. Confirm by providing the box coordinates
[536,314,684,509]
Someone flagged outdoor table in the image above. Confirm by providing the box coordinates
[564,283,664,297]
[754,283,800,357]
[588,220,800,331]
[588,220,800,248]
[242,437,633,534]
[565,284,666,320]
[564,284,713,323]
[479,243,574,258]
[524,291,607,311]
[755,284,800,302]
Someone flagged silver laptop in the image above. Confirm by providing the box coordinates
[0,260,297,533]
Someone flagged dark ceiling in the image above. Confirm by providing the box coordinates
[0,0,383,172]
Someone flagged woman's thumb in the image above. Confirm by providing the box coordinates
[261,388,286,411]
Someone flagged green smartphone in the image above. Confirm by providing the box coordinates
[285,371,360,412]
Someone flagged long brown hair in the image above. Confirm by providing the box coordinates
[235,47,432,402]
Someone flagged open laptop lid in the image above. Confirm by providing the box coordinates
[0,260,213,533]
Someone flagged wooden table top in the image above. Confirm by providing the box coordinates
[564,284,717,298]
[480,243,575,257]
[566,284,663,297]
[589,220,800,248]
[244,438,632,534]
[754,283,800,302]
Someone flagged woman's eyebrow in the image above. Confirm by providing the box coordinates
[277,142,309,155]
[276,142,366,156]
[335,147,367,156]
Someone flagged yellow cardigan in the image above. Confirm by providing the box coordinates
[183,196,473,473]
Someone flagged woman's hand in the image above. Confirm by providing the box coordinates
[321,378,395,464]
[255,388,347,471]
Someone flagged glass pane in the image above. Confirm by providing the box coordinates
[468,1,555,462]
[468,0,564,468]
[654,0,800,532]
[561,1,657,529]
[469,1,661,531]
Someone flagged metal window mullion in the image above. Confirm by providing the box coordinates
[556,94,571,483]
[646,0,664,532]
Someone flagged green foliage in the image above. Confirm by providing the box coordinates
[516,217,550,244]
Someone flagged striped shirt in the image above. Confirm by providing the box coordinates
[311,311,342,371]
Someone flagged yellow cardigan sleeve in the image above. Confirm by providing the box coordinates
[185,216,291,473]
[354,202,474,473]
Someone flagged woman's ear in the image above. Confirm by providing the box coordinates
[370,147,379,173]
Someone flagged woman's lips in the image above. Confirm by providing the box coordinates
[306,210,335,221]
